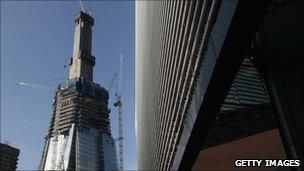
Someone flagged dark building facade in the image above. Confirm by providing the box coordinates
[0,143,20,171]
[39,11,117,170]
[203,57,277,148]
[136,0,303,170]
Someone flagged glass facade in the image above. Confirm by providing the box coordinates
[100,133,118,171]
[43,125,118,171]
[76,128,99,170]
[202,57,277,148]
[221,57,270,111]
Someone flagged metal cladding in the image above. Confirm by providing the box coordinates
[136,1,275,170]
[136,1,222,170]
[39,11,117,170]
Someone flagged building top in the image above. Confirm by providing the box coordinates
[74,11,94,26]
[0,142,20,155]
[0,143,20,171]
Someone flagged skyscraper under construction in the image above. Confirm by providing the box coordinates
[39,11,117,170]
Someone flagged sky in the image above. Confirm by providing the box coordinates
[1,0,136,170]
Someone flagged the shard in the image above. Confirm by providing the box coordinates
[39,11,118,171]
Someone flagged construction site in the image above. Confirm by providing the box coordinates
[16,4,125,170]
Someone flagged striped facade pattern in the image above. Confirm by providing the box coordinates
[221,57,270,112]
[135,1,221,170]
[203,57,276,148]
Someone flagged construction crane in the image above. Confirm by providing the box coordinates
[109,73,118,93]
[78,0,92,16]
[16,82,56,91]
[113,52,124,170]
[114,137,123,142]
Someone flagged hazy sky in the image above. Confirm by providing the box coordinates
[1,1,136,169]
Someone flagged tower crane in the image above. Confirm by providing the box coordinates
[16,82,56,91]
[112,52,124,170]
[16,81,68,171]
[109,73,118,93]
[78,0,92,16]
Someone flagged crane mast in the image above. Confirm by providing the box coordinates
[114,53,124,170]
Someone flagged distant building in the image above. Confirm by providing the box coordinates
[203,57,277,148]
[0,143,20,171]
[38,11,117,170]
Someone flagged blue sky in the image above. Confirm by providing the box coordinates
[1,1,136,170]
